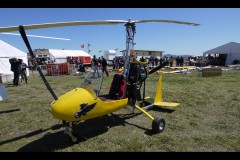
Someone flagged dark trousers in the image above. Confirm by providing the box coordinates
[13,71,20,86]
[20,71,28,83]
[102,67,109,77]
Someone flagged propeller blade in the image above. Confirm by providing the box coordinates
[147,61,169,75]
[0,32,71,40]
[19,25,58,100]
[136,20,200,26]
[0,20,128,32]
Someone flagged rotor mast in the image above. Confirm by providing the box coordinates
[123,20,136,81]
[122,19,136,98]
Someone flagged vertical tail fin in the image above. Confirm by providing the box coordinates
[154,75,162,103]
[153,75,180,110]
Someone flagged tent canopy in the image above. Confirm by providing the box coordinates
[105,50,116,54]
[203,42,240,65]
[203,42,240,56]
[49,49,91,63]
[0,40,29,75]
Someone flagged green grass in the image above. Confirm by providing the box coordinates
[0,69,240,152]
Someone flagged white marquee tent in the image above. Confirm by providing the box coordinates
[103,50,116,60]
[203,42,240,65]
[48,49,91,63]
[0,40,29,76]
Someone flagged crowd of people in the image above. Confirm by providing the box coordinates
[67,55,110,78]
[112,56,124,70]
[68,57,86,74]
[91,55,109,78]
[90,55,195,74]
[137,55,209,67]
[10,54,212,87]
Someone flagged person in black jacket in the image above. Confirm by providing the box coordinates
[101,56,109,77]
[19,59,28,84]
[91,55,100,78]
[78,59,86,73]
[9,58,22,86]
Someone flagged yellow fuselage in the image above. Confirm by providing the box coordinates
[51,86,128,122]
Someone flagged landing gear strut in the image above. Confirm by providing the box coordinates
[63,122,78,143]
[134,104,165,133]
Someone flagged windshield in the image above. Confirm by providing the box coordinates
[80,72,103,97]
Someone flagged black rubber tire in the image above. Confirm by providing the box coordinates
[152,116,165,133]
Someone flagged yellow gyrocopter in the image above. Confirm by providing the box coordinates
[0,19,199,142]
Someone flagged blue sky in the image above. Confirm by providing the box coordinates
[0,8,240,57]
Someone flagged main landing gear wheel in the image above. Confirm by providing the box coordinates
[152,116,165,133]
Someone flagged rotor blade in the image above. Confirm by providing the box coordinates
[0,32,71,40]
[0,20,128,32]
[136,20,200,26]
[0,19,199,33]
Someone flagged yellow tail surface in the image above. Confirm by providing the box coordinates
[154,75,180,110]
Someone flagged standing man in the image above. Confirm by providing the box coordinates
[9,58,21,86]
[91,55,100,78]
[68,56,75,73]
[169,56,173,67]
[159,56,164,66]
[101,56,109,77]
[78,59,86,74]
[28,60,33,74]
[176,56,180,66]
[20,59,28,84]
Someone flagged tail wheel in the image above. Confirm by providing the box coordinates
[152,116,165,133]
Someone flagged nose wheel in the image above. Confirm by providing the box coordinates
[134,104,165,133]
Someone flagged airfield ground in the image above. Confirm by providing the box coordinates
[0,69,239,151]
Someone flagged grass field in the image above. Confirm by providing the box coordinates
[0,69,240,152]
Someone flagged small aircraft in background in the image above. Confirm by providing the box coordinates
[0,19,199,142]
[157,66,197,74]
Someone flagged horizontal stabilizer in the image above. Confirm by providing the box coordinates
[153,101,180,110]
